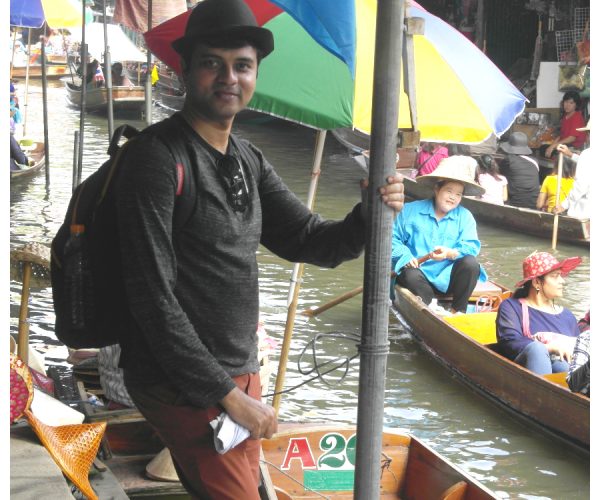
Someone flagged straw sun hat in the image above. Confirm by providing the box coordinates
[415,155,485,197]
[515,251,582,288]
[10,353,106,500]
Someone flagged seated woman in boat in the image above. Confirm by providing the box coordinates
[111,62,134,87]
[414,142,448,177]
[498,131,540,209]
[475,154,507,205]
[392,157,487,314]
[536,159,575,212]
[544,91,587,158]
[10,133,29,171]
[496,251,582,375]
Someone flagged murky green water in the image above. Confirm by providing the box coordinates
[10,81,590,498]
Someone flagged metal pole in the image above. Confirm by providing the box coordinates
[354,1,404,498]
[41,28,50,186]
[272,129,327,415]
[103,0,114,140]
[72,131,80,192]
[145,0,153,125]
[77,42,88,187]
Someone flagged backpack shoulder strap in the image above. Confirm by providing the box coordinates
[145,116,197,232]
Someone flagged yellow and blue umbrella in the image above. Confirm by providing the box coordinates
[10,0,93,29]
[145,0,526,143]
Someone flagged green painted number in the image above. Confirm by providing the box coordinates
[346,434,356,466]
[317,433,357,469]
[318,433,347,468]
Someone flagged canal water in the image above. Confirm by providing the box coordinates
[10,81,591,499]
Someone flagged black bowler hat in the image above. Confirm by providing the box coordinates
[172,0,274,58]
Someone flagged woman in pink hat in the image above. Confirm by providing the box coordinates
[496,252,582,375]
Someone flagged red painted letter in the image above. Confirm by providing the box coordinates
[281,437,317,470]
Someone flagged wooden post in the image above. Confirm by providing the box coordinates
[17,263,33,366]
[551,152,563,250]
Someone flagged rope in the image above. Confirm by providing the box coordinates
[262,331,361,398]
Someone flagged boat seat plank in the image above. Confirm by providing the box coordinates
[435,280,504,302]
[441,480,468,500]
[543,372,569,388]
[444,312,498,345]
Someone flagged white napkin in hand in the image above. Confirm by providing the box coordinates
[209,412,251,454]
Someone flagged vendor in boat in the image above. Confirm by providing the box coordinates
[544,91,587,158]
[498,131,540,209]
[496,251,582,375]
[392,157,487,314]
[111,1,404,497]
[10,134,29,171]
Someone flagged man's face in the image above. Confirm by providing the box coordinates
[183,44,258,123]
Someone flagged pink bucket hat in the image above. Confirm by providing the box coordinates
[515,251,582,288]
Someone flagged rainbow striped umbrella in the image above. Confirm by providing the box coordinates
[144,0,526,143]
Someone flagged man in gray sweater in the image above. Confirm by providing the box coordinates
[115,0,405,497]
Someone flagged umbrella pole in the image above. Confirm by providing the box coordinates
[272,129,327,416]
[23,29,32,138]
[10,29,17,77]
[354,1,405,498]
[41,27,50,186]
[551,153,563,250]
[103,0,115,141]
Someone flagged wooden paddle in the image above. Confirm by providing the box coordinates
[300,249,442,317]
[551,152,563,250]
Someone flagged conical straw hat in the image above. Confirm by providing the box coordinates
[25,409,106,500]
[146,447,180,482]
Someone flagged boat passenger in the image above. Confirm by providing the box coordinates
[544,91,587,158]
[111,62,134,87]
[392,157,487,314]
[475,154,507,205]
[498,131,540,209]
[111,1,405,497]
[553,120,591,219]
[10,134,28,171]
[536,159,574,212]
[415,142,448,177]
[567,309,590,396]
[496,251,582,375]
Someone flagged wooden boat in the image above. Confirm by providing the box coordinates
[11,141,45,182]
[11,64,69,80]
[156,89,184,112]
[62,78,146,118]
[354,152,590,247]
[392,282,590,451]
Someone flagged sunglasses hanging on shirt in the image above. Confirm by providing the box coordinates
[217,154,250,212]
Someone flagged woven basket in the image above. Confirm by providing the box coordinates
[10,353,33,423]
[25,409,106,500]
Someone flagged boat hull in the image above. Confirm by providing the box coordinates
[393,286,590,450]
[63,79,146,117]
[11,64,69,80]
[11,142,45,182]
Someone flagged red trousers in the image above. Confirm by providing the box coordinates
[125,372,261,500]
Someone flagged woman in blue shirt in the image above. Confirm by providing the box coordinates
[392,156,486,313]
[496,251,582,375]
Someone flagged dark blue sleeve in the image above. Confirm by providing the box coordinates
[10,135,28,165]
[496,298,532,360]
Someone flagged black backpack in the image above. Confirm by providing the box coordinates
[51,117,261,349]
[50,117,198,349]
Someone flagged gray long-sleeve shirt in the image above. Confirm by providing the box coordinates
[115,114,366,408]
